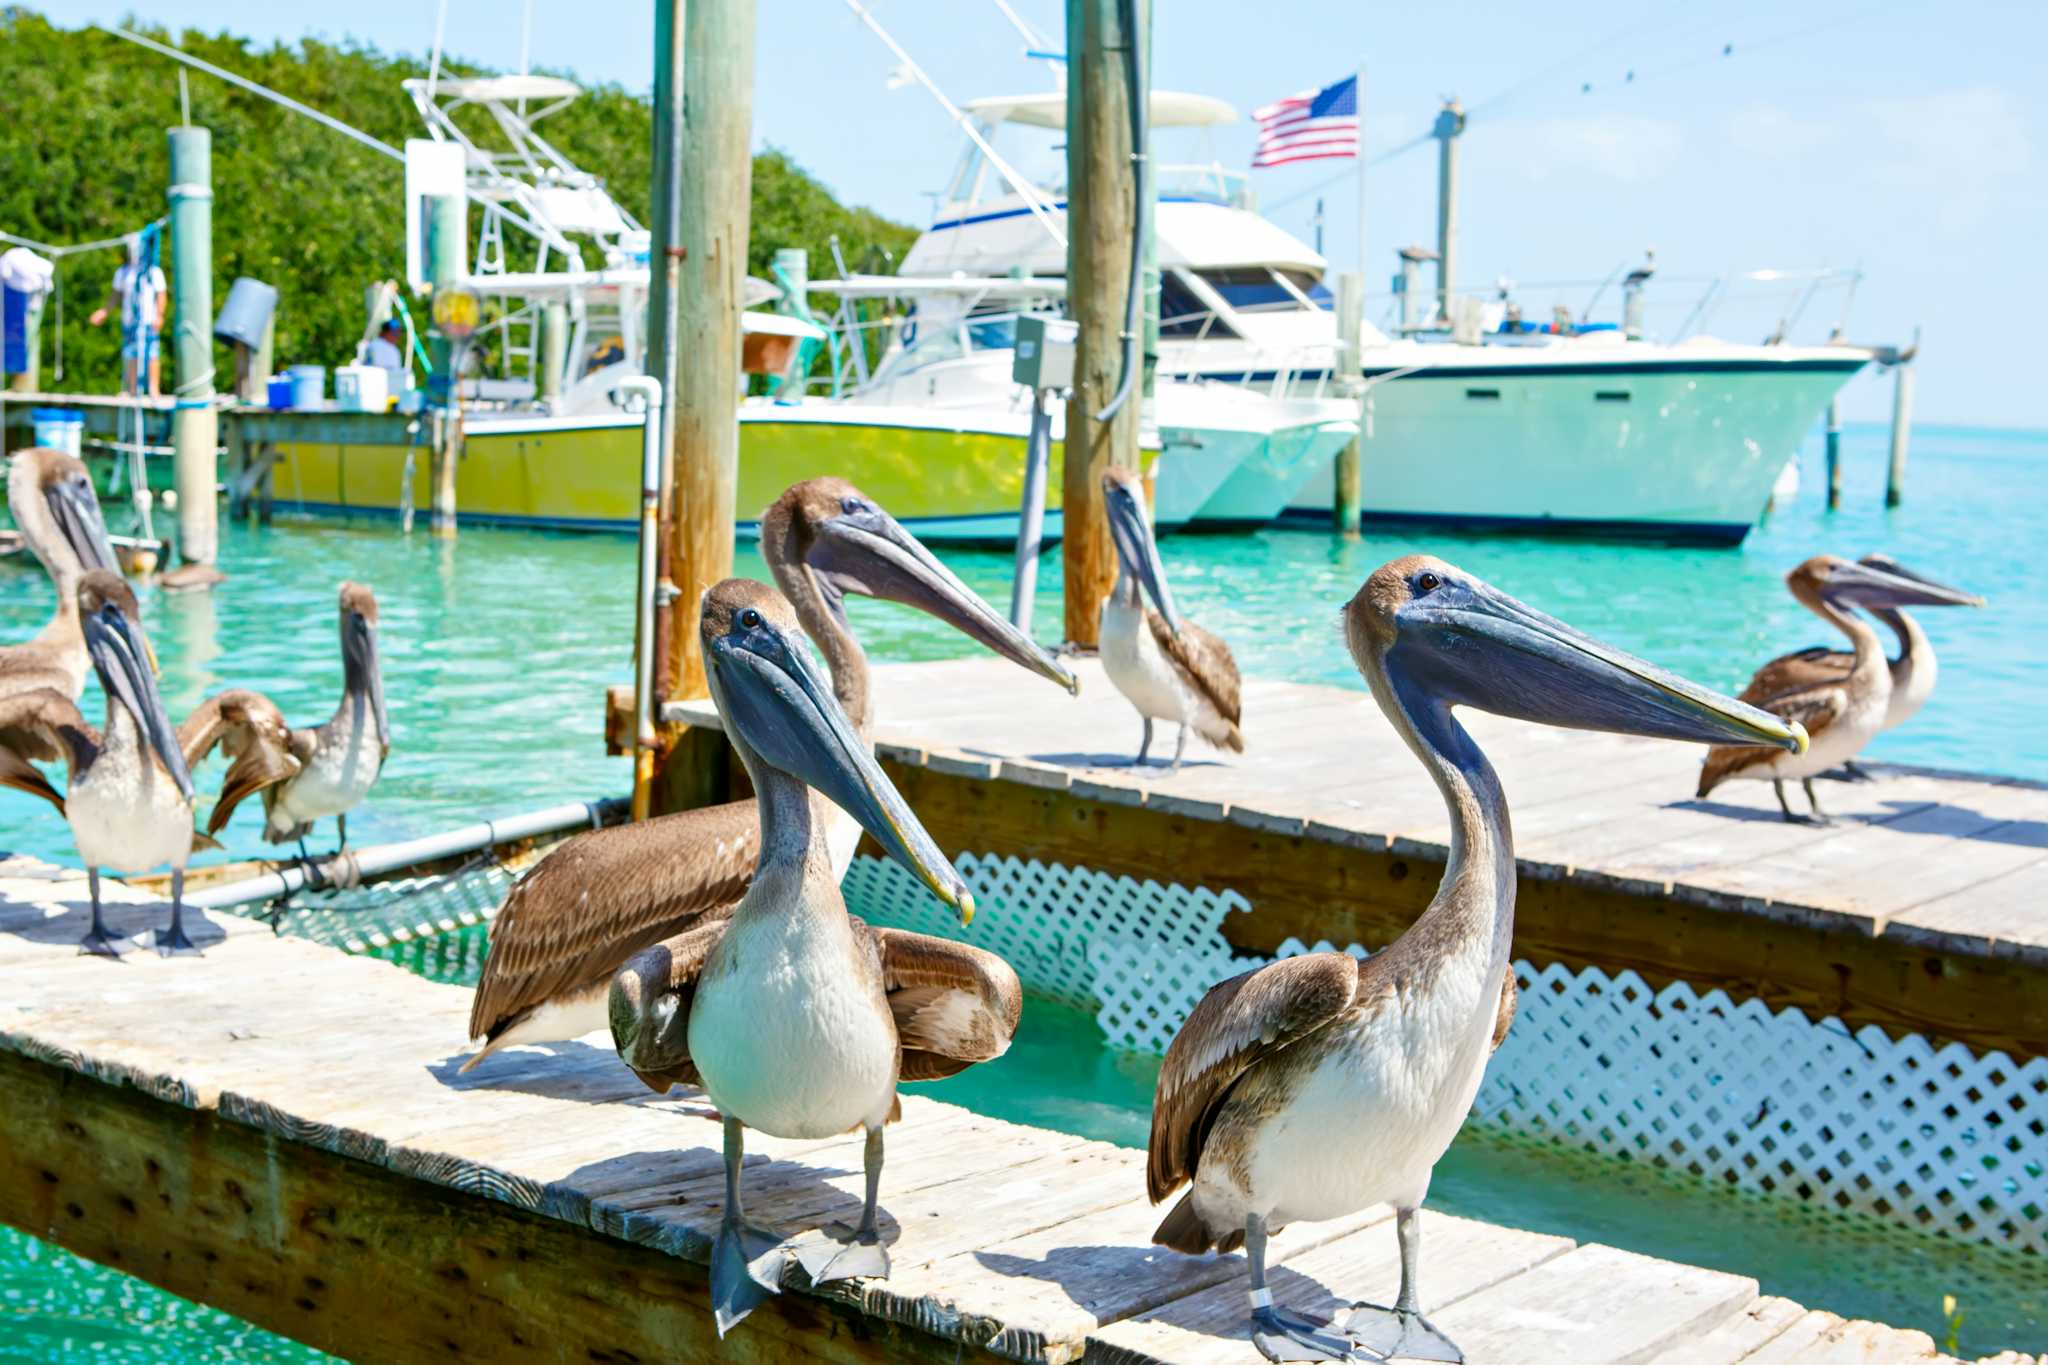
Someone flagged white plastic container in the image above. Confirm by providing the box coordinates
[287,364,326,409]
[334,364,389,413]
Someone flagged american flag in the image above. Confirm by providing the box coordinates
[1252,74,1361,168]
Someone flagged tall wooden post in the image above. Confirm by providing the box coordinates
[168,126,219,570]
[1824,400,1842,510]
[1062,0,1146,647]
[1884,361,1914,508]
[661,0,753,700]
[1332,272,1364,537]
[425,191,467,537]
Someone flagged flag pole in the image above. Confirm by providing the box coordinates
[1355,65,1368,292]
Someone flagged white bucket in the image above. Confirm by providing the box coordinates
[30,409,83,459]
[334,364,389,413]
[287,364,326,409]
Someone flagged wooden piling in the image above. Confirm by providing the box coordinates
[1333,271,1364,537]
[1885,361,1914,508]
[167,125,218,569]
[1062,0,1147,647]
[661,0,754,700]
[538,299,569,403]
[1433,101,1464,321]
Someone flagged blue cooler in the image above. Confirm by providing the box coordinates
[267,375,294,410]
[30,408,83,459]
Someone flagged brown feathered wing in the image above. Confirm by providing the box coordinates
[866,924,1024,1082]
[609,914,733,1093]
[465,800,761,1058]
[1145,611,1245,752]
[0,688,95,815]
[178,690,301,834]
[1698,681,1847,798]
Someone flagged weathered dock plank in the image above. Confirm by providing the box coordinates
[667,659,2048,1053]
[1,857,2001,1363]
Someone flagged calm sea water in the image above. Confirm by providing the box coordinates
[1,421,2042,1359]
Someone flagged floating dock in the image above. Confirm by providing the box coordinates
[0,857,2010,1364]
[661,657,2048,1058]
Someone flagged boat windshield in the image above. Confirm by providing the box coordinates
[1196,267,1330,314]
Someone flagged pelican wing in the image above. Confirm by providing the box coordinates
[614,915,730,1094]
[179,690,302,834]
[1698,681,1848,797]
[1491,965,1518,1052]
[1147,951,1361,1203]
[864,924,1023,1082]
[1739,645,1850,706]
[467,800,761,1047]
[1146,610,1246,749]
[0,688,93,815]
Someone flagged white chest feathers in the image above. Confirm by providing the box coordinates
[1101,597,1190,724]
[272,709,382,829]
[688,898,899,1139]
[67,710,194,873]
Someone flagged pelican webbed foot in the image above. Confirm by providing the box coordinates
[1773,779,1826,825]
[1801,777,1835,826]
[709,1215,787,1335]
[1252,1305,1367,1363]
[1342,1303,1461,1363]
[793,1124,892,1284]
[155,871,202,958]
[78,869,127,957]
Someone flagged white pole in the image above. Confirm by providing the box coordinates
[1356,66,1368,290]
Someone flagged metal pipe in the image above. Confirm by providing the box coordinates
[168,125,219,570]
[1433,100,1464,320]
[1010,386,1054,628]
[184,800,616,910]
[616,374,666,821]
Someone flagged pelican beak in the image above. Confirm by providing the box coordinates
[1394,581,1807,753]
[708,609,975,924]
[809,500,1077,695]
[83,599,194,802]
[608,941,691,1088]
[345,611,391,749]
[1842,557,1985,610]
[45,471,117,575]
[1102,477,1183,636]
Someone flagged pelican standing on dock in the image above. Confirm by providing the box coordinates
[610,580,1021,1334]
[0,572,294,956]
[1099,466,1243,771]
[460,478,1072,1072]
[2,447,118,699]
[204,582,389,851]
[1145,556,1803,1363]
[1734,553,1982,779]
[1697,554,1980,822]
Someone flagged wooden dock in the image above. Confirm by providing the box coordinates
[0,857,2022,1365]
[659,657,2048,1058]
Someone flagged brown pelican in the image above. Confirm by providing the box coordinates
[609,579,1021,1335]
[201,581,388,852]
[3,447,118,699]
[0,572,293,956]
[1733,553,1981,780]
[1099,466,1243,770]
[460,478,1072,1072]
[1697,555,1979,822]
[1145,555,1802,1364]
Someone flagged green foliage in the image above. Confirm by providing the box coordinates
[0,7,915,394]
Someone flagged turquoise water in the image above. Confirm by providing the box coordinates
[1,420,2043,1359]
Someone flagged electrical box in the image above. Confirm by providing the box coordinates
[1012,314,1078,390]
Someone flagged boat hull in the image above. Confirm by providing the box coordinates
[1279,357,1865,541]
[1192,418,1354,528]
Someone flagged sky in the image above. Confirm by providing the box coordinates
[34,0,2048,426]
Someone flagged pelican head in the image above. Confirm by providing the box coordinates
[1788,554,1982,614]
[9,447,116,584]
[78,570,193,801]
[1101,465,1182,636]
[1345,555,1808,753]
[1855,553,1986,609]
[700,579,975,924]
[338,581,391,749]
[763,477,1076,695]
[609,939,697,1091]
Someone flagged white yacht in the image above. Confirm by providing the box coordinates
[900,90,1874,544]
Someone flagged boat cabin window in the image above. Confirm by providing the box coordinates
[1196,267,1329,314]
[1161,271,1238,338]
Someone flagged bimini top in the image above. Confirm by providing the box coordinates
[963,90,1238,130]
[408,75,583,105]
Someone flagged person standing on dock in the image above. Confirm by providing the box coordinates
[363,317,407,394]
[87,233,166,397]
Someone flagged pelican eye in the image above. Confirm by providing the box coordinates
[841,496,868,515]
[738,607,763,630]
[1415,572,1442,594]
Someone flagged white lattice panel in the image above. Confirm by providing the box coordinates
[839,852,2048,1256]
